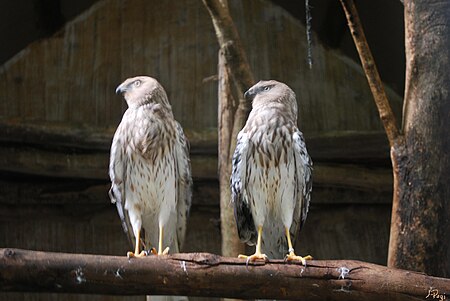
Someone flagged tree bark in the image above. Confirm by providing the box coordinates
[388,0,450,277]
[1,248,449,300]
[339,0,450,277]
[217,49,243,257]
[202,0,254,257]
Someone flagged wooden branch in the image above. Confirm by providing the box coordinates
[217,49,244,256]
[339,0,401,147]
[201,0,254,93]
[202,0,255,258]
[1,249,449,300]
[201,0,254,163]
[201,0,254,155]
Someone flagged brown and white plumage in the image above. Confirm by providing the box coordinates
[231,80,312,263]
[109,75,192,257]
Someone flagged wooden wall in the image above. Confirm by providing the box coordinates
[0,0,401,300]
[0,0,402,133]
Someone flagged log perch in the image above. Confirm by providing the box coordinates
[1,248,449,300]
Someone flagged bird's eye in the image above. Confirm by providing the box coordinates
[134,80,141,87]
[263,86,271,91]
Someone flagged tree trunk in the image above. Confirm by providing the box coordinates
[202,0,254,257]
[339,0,450,277]
[217,49,243,257]
[388,0,450,277]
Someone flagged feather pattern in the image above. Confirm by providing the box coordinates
[231,80,312,259]
[231,131,256,245]
[109,76,191,254]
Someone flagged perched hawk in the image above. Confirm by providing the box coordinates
[231,80,312,264]
[109,76,192,258]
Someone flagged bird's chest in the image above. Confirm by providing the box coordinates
[245,128,296,213]
[248,126,293,169]
[122,107,176,156]
[125,152,177,214]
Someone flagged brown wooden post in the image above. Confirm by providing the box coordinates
[388,0,450,277]
[339,0,450,276]
[202,0,254,257]
[217,48,243,257]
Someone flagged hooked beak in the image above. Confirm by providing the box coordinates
[244,87,256,101]
[115,83,126,95]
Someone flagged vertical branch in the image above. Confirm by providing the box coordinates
[202,0,255,257]
[340,0,450,277]
[202,0,254,92]
[217,50,242,257]
[339,0,401,147]
[338,0,404,270]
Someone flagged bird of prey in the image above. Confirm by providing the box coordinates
[231,80,312,264]
[109,76,192,258]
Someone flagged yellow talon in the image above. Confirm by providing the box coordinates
[127,250,147,258]
[238,225,268,264]
[150,227,170,255]
[127,228,147,258]
[239,253,268,264]
[285,252,312,265]
[285,227,312,265]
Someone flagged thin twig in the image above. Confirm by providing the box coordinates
[339,0,401,147]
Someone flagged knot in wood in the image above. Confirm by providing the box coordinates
[191,253,221,266]
[3,249,15,258]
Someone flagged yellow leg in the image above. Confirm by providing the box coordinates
[285,227,312,265]
[127,228,147,258]
[238,225,268,263]
[158,225,163,254]
[151,225,169,255]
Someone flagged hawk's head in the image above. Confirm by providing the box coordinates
[116,76,171,109]
[244,80,298,119]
